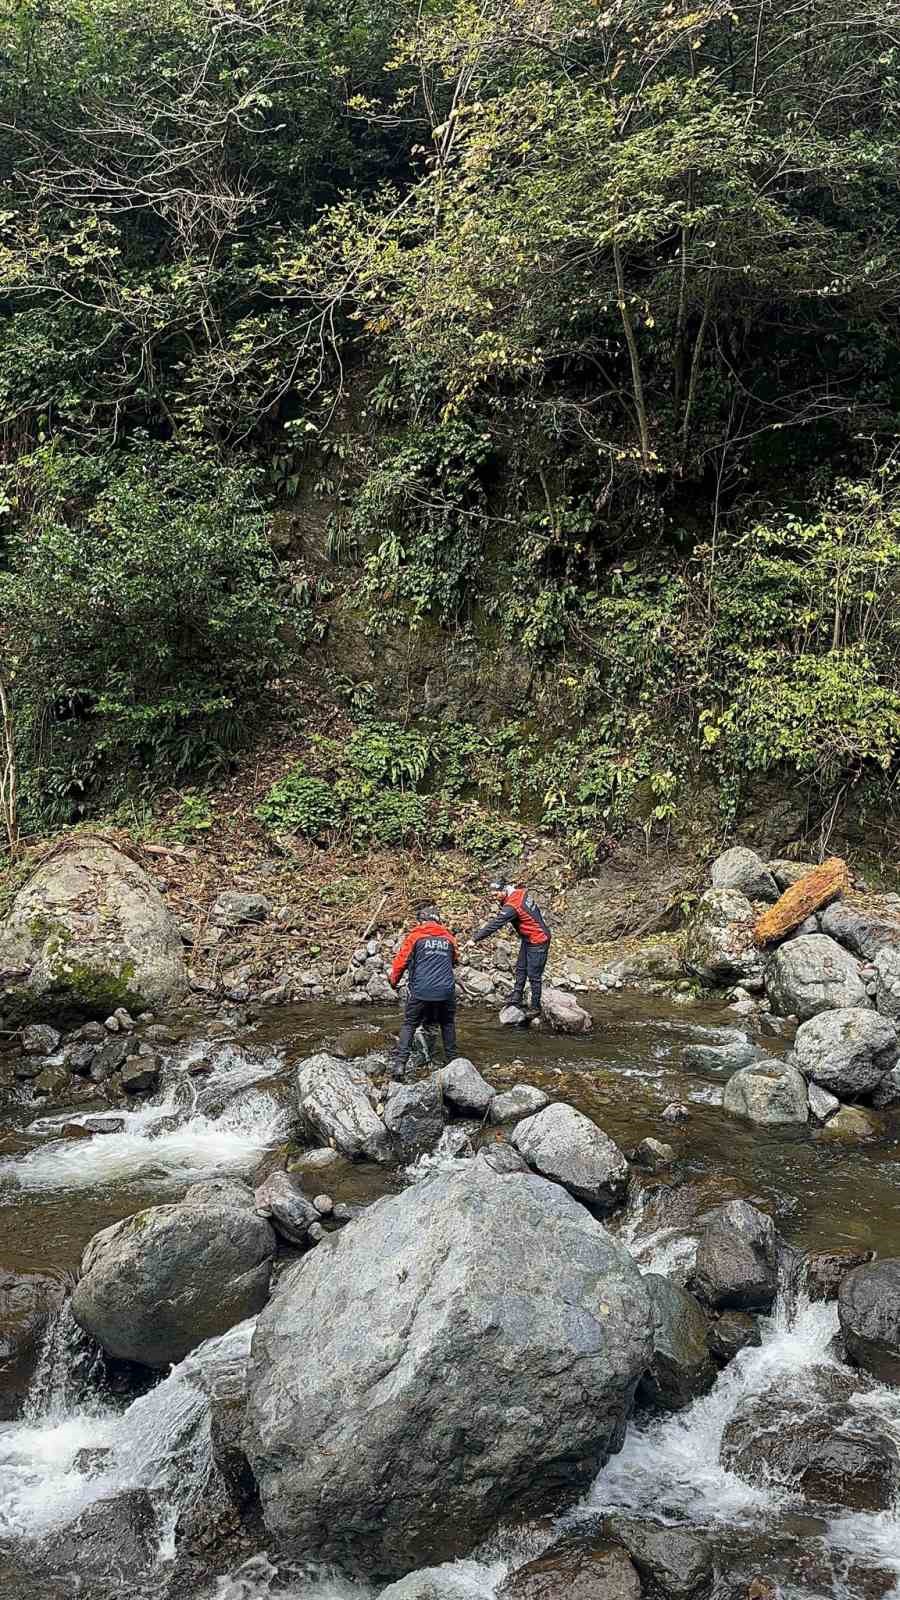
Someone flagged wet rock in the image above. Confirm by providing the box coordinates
[380,1571,489,1600]
[804,1247,875,1303]
[819,1105,879,1140]
[711,847,779,903]
[120,1055,161,1094]
[38,1488,157,1576]
[13,1056,44,1080]
[873,1063,900,1107]
[244,1155,652,1578]
[61,1121,93,1140]
[0,1269,66,1420]
[632,1137,674,1172]
[254,1171,320,1245]
[722,1059,808,1125]
[874,944,900,1019]
[295,1052,393,1164]
[384,1078,445,1157]
[598,1516,714,1598]
[499,1004,528,1027]
[143,1023,177,1044]
[479,1141,529,1175]
[313,1193,333,1214]
[72,1190,276,1368]
[20,1023,61,1056]
[765,935,869,1020]
[708,1309,761,1366]
[498,1540,641,1600]
[759,1014,795,1039]
[0,840,188,1024]
[720,1379,900,1511]
[438,1057,494,1117]
[490,1085,550,1124]
[82,1115,125,1134]
[819,899,900,962]
[791,1007,898,1097]
[291,1146,342,1172]
[662,1102,690,1123]
[683,888,759,985]
[33,1065,71,1098]
[210,891,271,928]
[540,986,593,1033]
[682,1034,758,1072]
[90,1035,138,1081]
[67,1041,99,1075]
[807,1082,840,1122]
[639,1273,716,1410]
[838,1259,900,1386]
[511,1102,629,1213]
[693,1200,778,1312]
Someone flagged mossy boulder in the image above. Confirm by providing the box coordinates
[0,840,188,1025]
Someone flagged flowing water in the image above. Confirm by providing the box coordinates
[1,995,899,1597]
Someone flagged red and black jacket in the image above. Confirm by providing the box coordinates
[473,887,550,947]
[390,920,459,1000]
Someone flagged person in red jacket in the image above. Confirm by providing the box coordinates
[389,902,459,1078]
[472,872,551,1015]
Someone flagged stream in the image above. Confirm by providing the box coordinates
[1,995,899,1597]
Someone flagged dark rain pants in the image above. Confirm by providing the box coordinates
[509,940,550,1009]
[393,995,457,1069]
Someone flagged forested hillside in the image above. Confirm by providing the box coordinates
[2,0,899,867]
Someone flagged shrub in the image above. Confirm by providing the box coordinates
[255,768,341,839]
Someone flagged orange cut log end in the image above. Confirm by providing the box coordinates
[754,857,849,947]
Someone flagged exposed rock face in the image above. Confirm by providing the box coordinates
[710,847,778,902]
[72,1182,275,1367]
[36,1489,157,1578]
[820,899,900,962]
[498,1540,642,1600]
[720,1373,900,1512]
[765,935,868,1020]
[792,1007,899,1097]
[722,1059,808,1125]
[0,1270,66,1420]
[254,1171,320,1245]
[511,1103,629,1213]
[838,1259,900,1386]
[244,1155,652,1579]
[438,1058,494,1117]
[807,1082,840,1122]
[541,986,593,1034]
[0,841,188,1023]
[804,1248,874,1303]
[683,889,759,985]
[597,1516,715,1599]
[639,1273,716,1411]
[708,1310,761,1366]
[295,1052,394,1163]
[384,1078,445,1157]
[490,1085,550,1124]
[692,1200,778,1312]
[874,945,900,1020]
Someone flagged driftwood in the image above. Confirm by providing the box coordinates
[753,857,849,947]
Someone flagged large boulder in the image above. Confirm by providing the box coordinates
[820,899,900,962]
[0,1269,67,1420]
[72,1182,275,1368]
[596,1517,714,1599]
[541,986,593,1034]
[722,1058,808,1125]
[0,841,188,1024]
[791,1007,899,1097]
[838,1259,900,1386]
[765,934,868,1020]
[874,944,900,1020]
[692,1200,778,1312]
[720,1371,900,1512]
[638,1273,716,1411]
[490,1085,550,1124]
[511,1103,629,1213]
[295,1052,394,1163]
[384,1078,445,1158]
[438,1058,494,1117]
[244,1154,652,1579]
[710,847,778,902]
[682,889,760,985]
[498,1540,641,1600]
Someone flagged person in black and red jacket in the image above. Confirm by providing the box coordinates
[389,901,459,1078]
[472,871,551,1015]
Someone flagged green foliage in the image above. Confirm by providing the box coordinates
[255,768,341,840]
[453,806,524,862]
[166,789,213,843]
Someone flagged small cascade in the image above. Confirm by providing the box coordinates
[23,1299,105,1424]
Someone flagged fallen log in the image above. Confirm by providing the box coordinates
[753,857,849,947]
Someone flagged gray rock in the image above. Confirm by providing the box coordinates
[722,1059,808,1125]
[499,1004,528,1027]
[244,1157,652,1578]
[805,1248,875,1303]
[598,1517,714,1598]
[662,1102,690,1123]
[209,891,272,928]
[792,1007,899,1097]
[819,1104,879,1140]
[0,1270,67,1421]
[682,1034,757,1072]
[34,1065,70,1097]
[721,1375,900,1512]
[381,1572,495,1600]
[82,1115,125,1134]
[0,841,188,1024]
[479,1141,530,1175]
[183,1176,257,1210]
[873,1065,900,1108]
[693,1199,778,1311]
[255,1171,319,1244]
[632,1137,674,1172]
[490,1085,550,1124]
[767,858,818,890]
[838,1259,900,1386]
[313,1194,333,1215]
[67,1041,99,1075]
[708,1309,761,1366]
[499,1540,642,1600]
[72,1195,275,1368]
[874,944,900,1020]
[820,899,900,962]
[710,846,778,902]
[438,1057,494,1117]
[807,1082,840,1122]
[384,1078,445,1157]
[20,1023,61,1056]
[120,1055,161,1094]
[683,888,760,985]
[759,1013,796,1039]
[766,935,869,1020]
[296,1052,394,1164]
[511,1103,629,1213]
[292,1147,342,1171]
[639,1273,716,1411]
[90,1034,138,1081]
[37,1489,157,1577]
[541,986,593,1033]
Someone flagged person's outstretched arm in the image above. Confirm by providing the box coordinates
[389,931,417,988]
[472,906,517,943]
